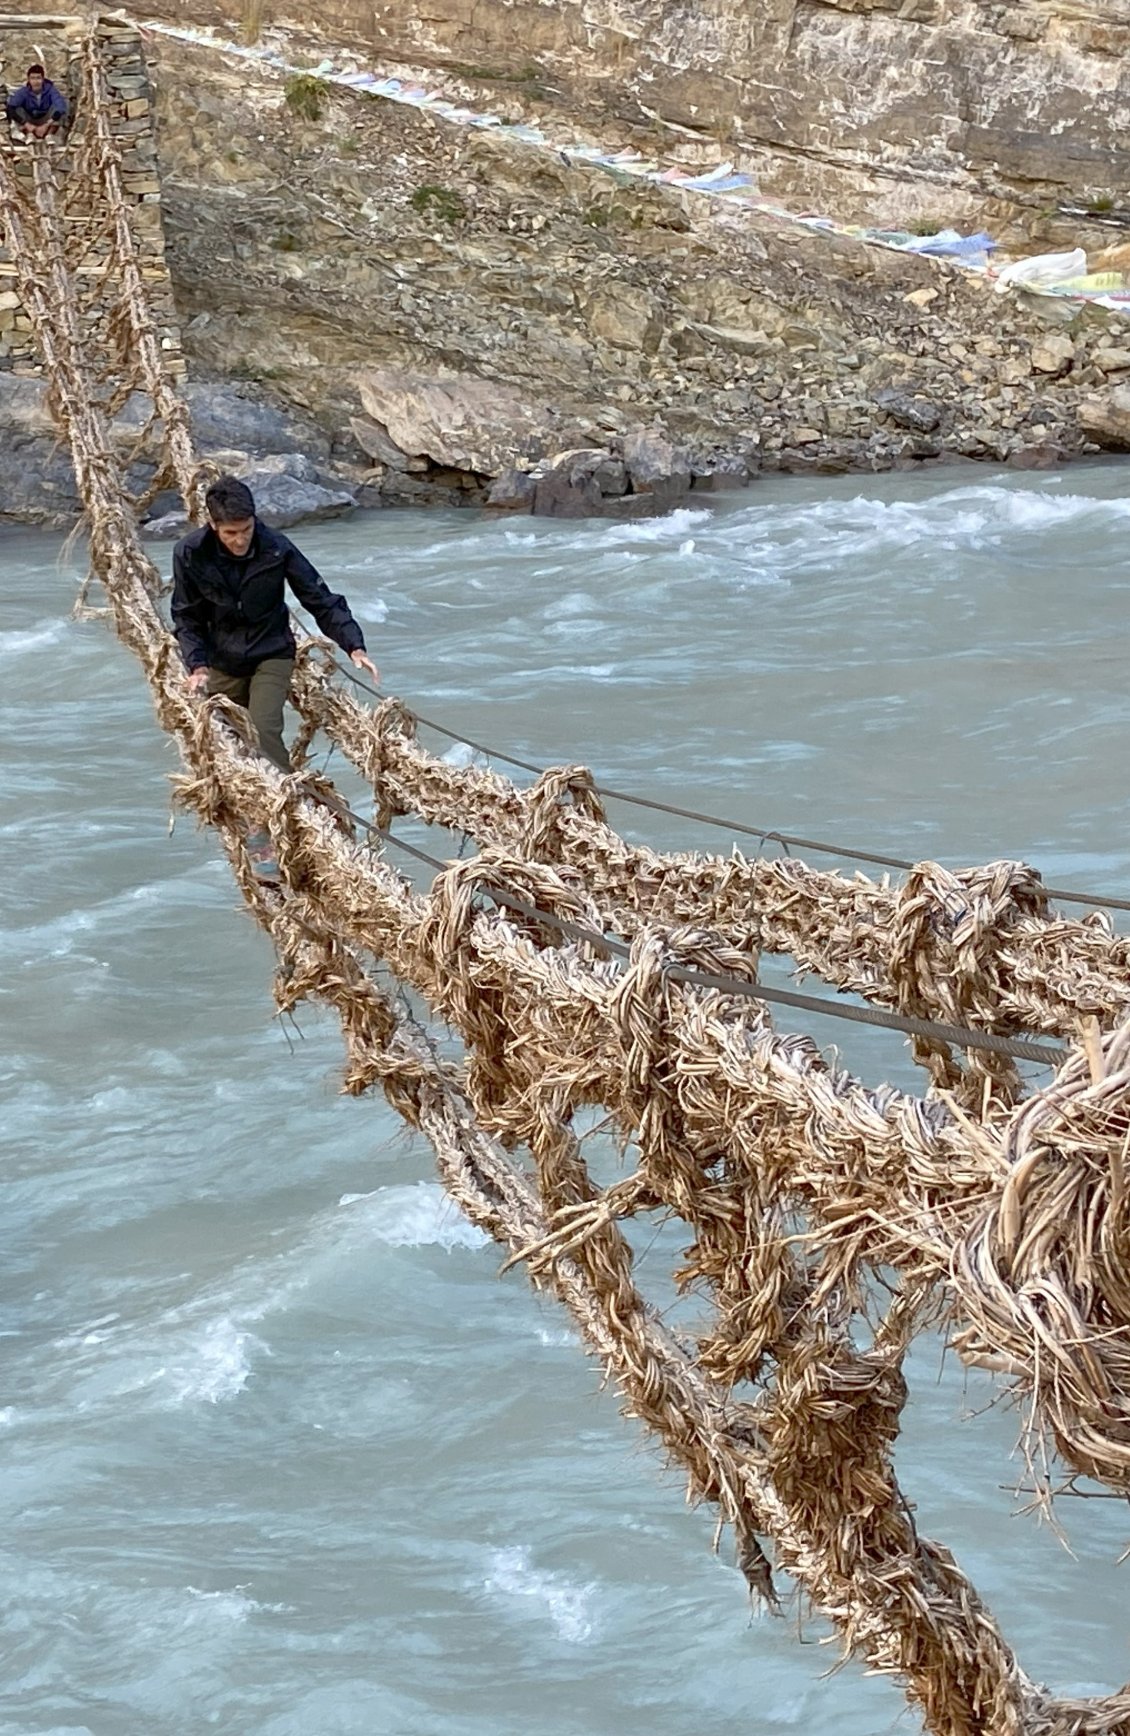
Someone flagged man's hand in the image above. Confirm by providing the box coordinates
[350,650,380,683]
[187,665,211,694]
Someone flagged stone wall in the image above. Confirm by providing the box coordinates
[0,13,183,377]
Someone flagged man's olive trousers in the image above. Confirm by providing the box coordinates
[207,656,294,774]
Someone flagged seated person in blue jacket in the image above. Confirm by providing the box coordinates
[171,475,379,879]
[6,64,68,138]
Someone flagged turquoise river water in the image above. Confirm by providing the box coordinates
[3,464,1130,1734]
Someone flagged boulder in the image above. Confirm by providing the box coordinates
[486,468,537,511]
[1078,386,1130,447]
[693,323,778,359]
[235,451,322,485]
[1007,442,1062,470]
[0,379,357,528]
[0,375,54,438]
[141,487,185,522]
[584,284,663,354]
[232,458,356,527]
[690,454,753,491]
[997,357,1030,386]
[356,368,549,475]
[1031,333,1075,376]
[348,415,424,472]
[622,426,692,507]
[533,449,610,518]
[375,470,483,508]
[143,454,356,536]
[185,383,332,459]
[0,437,79,522]
[531,446,694,519]
[111,382,332,461]
[596,493,668,520]
[591,455,628,496]
[873,388,942,432]
[141,510,191,540]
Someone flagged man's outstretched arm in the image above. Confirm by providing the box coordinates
[285,543,380,682]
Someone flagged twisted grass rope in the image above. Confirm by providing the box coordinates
[312,784,1070,1069]
[333,659,1130,914]
[293,655,1121,1076]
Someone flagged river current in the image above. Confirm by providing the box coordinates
[3,464,1130,1735]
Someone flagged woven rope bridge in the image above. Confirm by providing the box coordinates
[6,23,1130,1734]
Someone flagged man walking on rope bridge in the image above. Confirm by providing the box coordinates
[171,475,379,880]
[5,64,68,139]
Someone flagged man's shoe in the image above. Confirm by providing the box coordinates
[244,827,281,884]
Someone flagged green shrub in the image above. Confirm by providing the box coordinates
[284,73,328,121]
[409,184,466,224]
[449,61,505,80]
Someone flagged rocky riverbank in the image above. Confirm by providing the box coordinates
[147,27,1130,513]
[0,375,360,530]
[8,14,1130,528]
[11,341,1130,532]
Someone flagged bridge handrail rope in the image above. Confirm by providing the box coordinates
[313,784,1068,1068]
[333,660,1130,914]
[291,644,1130,1087]
[8,36,1130,1736]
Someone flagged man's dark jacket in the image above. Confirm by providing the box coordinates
[6,79,68,123]
[171,521,366,675]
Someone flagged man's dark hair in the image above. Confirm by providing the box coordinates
[205,475,256,524]
[26,63,45,77]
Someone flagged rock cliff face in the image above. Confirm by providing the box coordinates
[143,0,1130,238]
[136,24,1130,508]
[8,5,1130,523]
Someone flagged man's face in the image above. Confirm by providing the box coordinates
[27,71,43,93]
[211,515,255,556]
